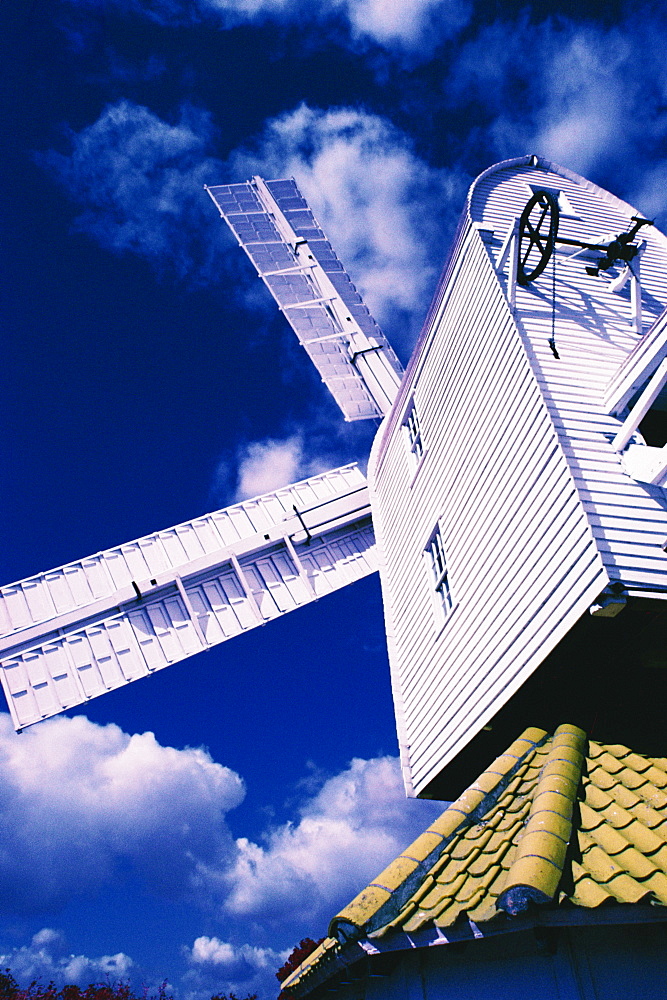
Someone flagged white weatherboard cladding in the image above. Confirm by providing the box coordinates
[0,465,376,730]
[471,162,667,596]
[372,157,667,796]
[370,159,629,797]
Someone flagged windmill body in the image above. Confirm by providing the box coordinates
[1,156,667,800]
[369,155,667,798]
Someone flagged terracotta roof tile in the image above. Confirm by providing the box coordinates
[643,870,667,903]
[637,785,667,811]
[631,823,667,857]
[419,879,455,911]
[597,782,639,810]
[467,851,501,879]
[588,766,616,791]
[284,726,667,997]
[593,750,625,774]
[410,872,437,901]
[648,844,667,870]
[570,866,615,908]
[630,800,667,829]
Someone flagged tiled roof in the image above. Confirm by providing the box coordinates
[282,725,667,995]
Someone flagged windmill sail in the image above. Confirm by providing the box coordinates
[206,177,404,421]
[0,465,376,731]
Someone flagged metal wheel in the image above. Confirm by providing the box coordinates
[517,190,560,285]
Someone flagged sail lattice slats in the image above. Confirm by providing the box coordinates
[0,465,376,731]
[207,178,403,421]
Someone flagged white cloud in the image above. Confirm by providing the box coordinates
[43,99,461,348]
[0,711,442,932]
[529,28,635,178]
[213,756,443,925]
[448,14,667,220]
[342,0,470,48]
[0,713,244,912]
[234,435,305,500]
[230,433,338,501]
[231,104,463,349]
[41,100,228,283]
[0,929,134,989]
[216,103,462,487]
[0,715,444,996]
[183,936,288,1000]
[188,935,282,971]
[67,0,470,51]
[210,418,378,508]
[631,161,667,223]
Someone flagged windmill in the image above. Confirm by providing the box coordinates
[2,155,667,800]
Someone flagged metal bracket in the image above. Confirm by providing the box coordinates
[589,583,627,618]
[350,345,383,365]
[291,505,312,545]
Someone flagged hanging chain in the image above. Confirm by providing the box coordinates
[548,251,560,359]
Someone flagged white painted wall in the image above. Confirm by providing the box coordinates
[473,160,667,597]
[370,156,667,798]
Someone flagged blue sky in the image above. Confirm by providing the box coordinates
[2,0,667,997]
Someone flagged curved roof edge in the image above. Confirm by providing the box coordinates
[371,153,667,472]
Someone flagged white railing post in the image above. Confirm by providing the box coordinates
[495,218,519,310]
[612,355,667,452]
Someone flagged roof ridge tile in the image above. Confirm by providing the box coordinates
[328,726,549,942]
[497,724,586,915]
[284,727,667,998]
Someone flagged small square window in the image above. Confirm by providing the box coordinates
[404,402,424,466]
[426,526,453,619]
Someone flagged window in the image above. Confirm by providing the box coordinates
[426,527,453,618]
[404,402,424,467]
